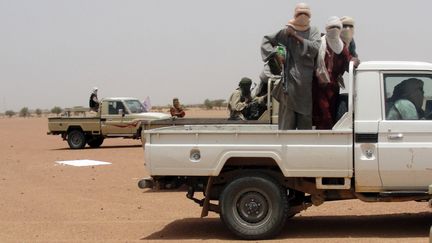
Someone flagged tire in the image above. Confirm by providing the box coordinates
[219,174,288,240]
[87,136,104,148]
[286,211,297,219]
[67,130,86,149]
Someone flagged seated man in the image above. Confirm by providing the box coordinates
[387,78,424,120]
[108,103,116,115]
[170,98,185,118]
[228,77,266,120]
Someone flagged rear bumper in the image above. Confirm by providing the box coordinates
[138,177,154,189]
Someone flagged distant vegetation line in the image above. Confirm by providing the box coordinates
[0,99,228,118]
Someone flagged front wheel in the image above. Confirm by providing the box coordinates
[87,136,104,148]
[219,174,288,240]
[67,130,86,149]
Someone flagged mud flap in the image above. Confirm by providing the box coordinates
[201,176,214,218]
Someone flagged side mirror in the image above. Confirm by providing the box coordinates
[118,109,125,117]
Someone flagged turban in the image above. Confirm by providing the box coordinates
[239,77,252,87]
[325,16,343,54]
[287,3,311,31]
[340,16,355,26]
[294,3,311,17]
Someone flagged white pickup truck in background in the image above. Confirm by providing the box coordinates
[139,62,432,240]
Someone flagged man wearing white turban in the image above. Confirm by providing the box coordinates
[261,2,321,130]
[340,16,358,57]
[89,87,99,112]
[312,16,359,129]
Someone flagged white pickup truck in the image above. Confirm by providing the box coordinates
[139,62,432,240]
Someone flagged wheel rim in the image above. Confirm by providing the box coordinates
[233,189,271,227]
[70,133,82,146]
[237,191,269,223]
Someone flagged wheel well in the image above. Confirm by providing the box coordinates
[215,157,285,187]
[67,126,83,133]
[222,157,282,173]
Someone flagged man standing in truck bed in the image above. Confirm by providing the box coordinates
[89,87,99,112]
[313,16,359,129]
[261,2,321,129]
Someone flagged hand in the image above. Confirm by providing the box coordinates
[276,53,285,66]
[351,57,360,67]
[258,95,268,104]
[286,26,296,37]
[255,96,265,104]
[318,80,328,88]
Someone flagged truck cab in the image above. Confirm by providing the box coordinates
[354,61,432,191]
[99,97,170,136]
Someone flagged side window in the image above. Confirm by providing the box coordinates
[108,101,117,115]
[108,101,127,115]
[117,102,127,114]
[384,74,432,120]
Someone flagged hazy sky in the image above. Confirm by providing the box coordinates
[2,0,432,111]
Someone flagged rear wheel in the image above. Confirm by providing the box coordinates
[67,130,86,149]
[219,174,288,240]
[87,136,104,148]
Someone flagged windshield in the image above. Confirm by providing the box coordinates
[124,100,146,114]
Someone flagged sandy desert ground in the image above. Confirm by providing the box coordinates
[0,110,431,242]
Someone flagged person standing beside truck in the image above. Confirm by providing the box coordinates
[89,87,99,112]
[312,16,359,129]
[261,2,321,129]
[170,98,185,118]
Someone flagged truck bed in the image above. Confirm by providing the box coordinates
[48,117,100,134]
[144,124,353,178]
[141,117,269,132]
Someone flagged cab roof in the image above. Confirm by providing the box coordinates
[357,61,432,71]
[101,97,139,101]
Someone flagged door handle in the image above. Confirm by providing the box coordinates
[388,133,403,140]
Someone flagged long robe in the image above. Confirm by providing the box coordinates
[228,89,248,120]
[312,44,352,129]
[261,27,321,129]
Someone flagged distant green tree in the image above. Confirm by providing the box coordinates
[204,99,213,110]
[51,106,63,115]
[19,107,30,117]
[5,110,15,118]
[35,108,42,117]
[212,99,226,109]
